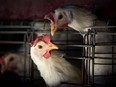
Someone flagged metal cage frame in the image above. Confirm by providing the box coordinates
[0,20,116,87]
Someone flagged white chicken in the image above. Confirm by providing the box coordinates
[0,53,22,87]
[44,5,113,85]
[44,5,97,36]
[0,53,19,73]
[30,34,82,87]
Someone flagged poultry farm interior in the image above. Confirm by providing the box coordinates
[0,1,116,87]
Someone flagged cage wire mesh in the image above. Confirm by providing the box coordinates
[0,20,116,87]
[83,23,116,87]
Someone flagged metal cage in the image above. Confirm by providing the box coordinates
[0,20,116,87]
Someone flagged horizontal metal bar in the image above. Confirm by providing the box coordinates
[0,30,83,35]
[63,56,93,60]
[97,32,116,35]
[0,41,25,44]
[56,43,116,47]
[73,32,116,35]
[94,74,116,77]
[0,25,115,29]
[66,44,93,47]
[0,51,27,55]
[54,42,116,47]
[94,57,116,59]
[0,25,32,28]
[95,52,116,54]
[94,63,116,65]
[85,26,116,29]
[64,56,116,60]
[96,42,116,46]
[61,82,84,86]
[0,30,50,33]
[0,31,28,34]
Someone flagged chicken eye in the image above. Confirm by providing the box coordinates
[38,45,43,49]
[9,57,14,62]
[58,14,63,20]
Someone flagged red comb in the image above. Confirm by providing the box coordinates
[32,34,51,47]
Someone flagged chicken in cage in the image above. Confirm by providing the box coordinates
[44,5,116,87]
[0,20,83,87]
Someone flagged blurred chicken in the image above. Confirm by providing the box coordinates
[0,53,19,73]
[30,34,82,87]
[0,53,22,87]
[44,5,113,85]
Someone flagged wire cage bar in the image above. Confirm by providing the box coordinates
[83,26,116,87]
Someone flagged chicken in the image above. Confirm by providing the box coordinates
[44,5,97,36]
[30,34,82,87]
[0,53,22,87]
[0,53,19,73]
[44,5,114,85]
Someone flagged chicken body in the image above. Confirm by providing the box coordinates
[30,34,82,87]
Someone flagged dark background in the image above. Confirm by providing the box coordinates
[0,0,115,20]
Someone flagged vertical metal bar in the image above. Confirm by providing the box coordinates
[82,34,86,84]
[91,29,96,87]
[66,28,69,56]
[24,32,27,83]
[86,30,89,84]
[24,29,30,83]
[87,29,91,85]
[106,20,110,26]
[112,34,115,85]
[88,29,92,84]
[27,29,31,78]
[30,28,35,86]
[27,28,34,87]
[83,30,90,85]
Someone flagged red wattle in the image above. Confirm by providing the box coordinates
[43,50,51,59]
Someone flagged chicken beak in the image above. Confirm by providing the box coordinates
[44,13,57,36]
[48,42,59,50]
[51,23,57,36]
